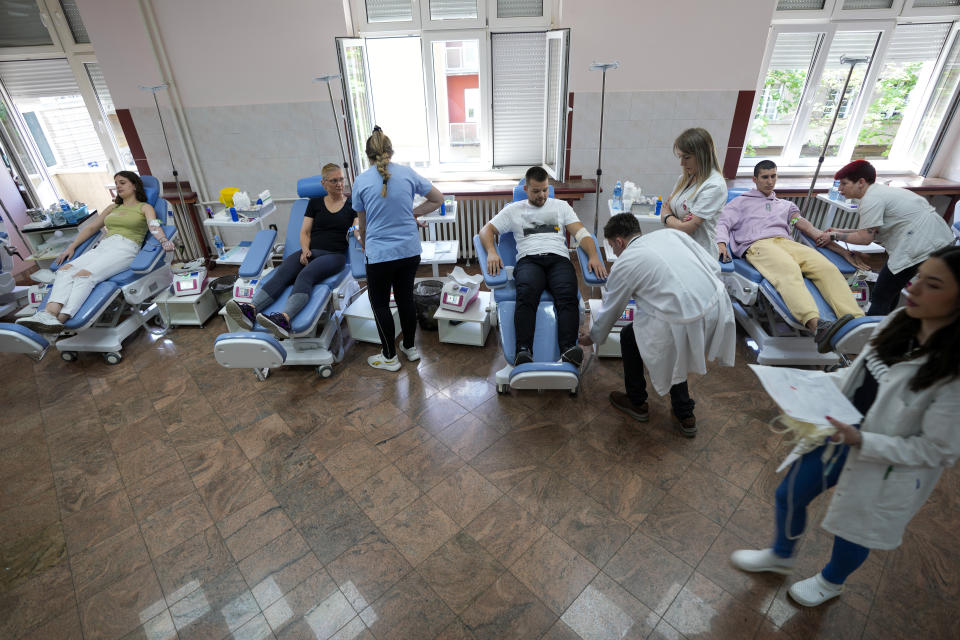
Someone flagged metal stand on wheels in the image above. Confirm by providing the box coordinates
[589,61,620,239]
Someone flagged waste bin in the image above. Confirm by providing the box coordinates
[210,275,238,306]
[413,279,443,330]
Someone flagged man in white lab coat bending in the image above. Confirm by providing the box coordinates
[579,214,736,437]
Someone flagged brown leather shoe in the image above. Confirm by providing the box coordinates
[676,414,697,438]
[609,391,649,422]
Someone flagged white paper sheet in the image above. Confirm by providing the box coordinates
[748,364,862,426]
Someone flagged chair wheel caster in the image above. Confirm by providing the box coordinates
[317,365,333,378]
[496,383,507,394]
[61,351,78,362]
[104,352,122,365]
[569,386,578,397]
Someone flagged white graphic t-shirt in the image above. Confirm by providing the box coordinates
[489,198,580,259]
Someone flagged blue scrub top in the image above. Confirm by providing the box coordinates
[352,163,433,264]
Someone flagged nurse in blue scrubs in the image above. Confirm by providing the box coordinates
[353,126,445,371]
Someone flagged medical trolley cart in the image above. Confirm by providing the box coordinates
[433,290,492,346]
[203,202,277,265]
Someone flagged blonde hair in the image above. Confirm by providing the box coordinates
[321,163,342,179]
[365,127,393,197]
[669,128,722,202]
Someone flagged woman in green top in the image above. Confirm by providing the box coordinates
[17,171,174,334]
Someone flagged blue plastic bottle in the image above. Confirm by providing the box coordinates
[655,196,663,216]
[59,199,71,212]
[214,235,226,259]
[829,180,841,201]
[613,181,624,212]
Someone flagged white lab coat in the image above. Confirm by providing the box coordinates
[820,312,960,550]
[589,229,736,395]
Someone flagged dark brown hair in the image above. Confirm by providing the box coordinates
[113,171,148,205]
[871,246,960,391]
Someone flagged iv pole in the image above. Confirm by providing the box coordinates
[314,74,351,189]
[139,84,189,236]
[589,61,620,239]
[800,55,870,217]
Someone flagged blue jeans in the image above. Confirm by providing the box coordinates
[773,442,871,585]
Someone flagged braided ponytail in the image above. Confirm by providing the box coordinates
[365,126,393,197]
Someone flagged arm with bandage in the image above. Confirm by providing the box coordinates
[565,221,608,279]
[143,203,175,252]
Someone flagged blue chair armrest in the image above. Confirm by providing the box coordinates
[797,233,856,274]
[238,228,277,279]
[576,233,606,286]
[50,230,103,273]
[348,235,366,280]
[131,224,178,274]
[473,234,508,288]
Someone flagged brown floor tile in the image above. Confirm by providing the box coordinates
[439,379,497,411]
[140,492,214,558]
[553,493,633,567]
[178,435,248,487]
[0,486,61,543]
[169,567,261,640]
[435,414,503,461]
[108,413,170,456]
[724,493,778,550]
[198,462,269,522]
[272,465,345,524]
[238,527,323,611]
[233,413,296,460]
[418,532,506,613]
[394,437,465,492]
[99,395,157,432]
[232,614,277,640]
[435,619,478,640]
[605,531,694,615]
[460,572,556,640]
[359,571,455,640]
[261,569,353,638]
[510,530,598,616]
[302,421,364,462]
[371,425,433,462]
[469,438,537,491]
[464,494,548,567]
[405,392,470,434]
[70,525,151,602]
[541,620,581,640]
[668,465,746,526]
[17,605,84,640]
[545,437,615,492]
[115,439,181,487]
[470,395,534,434]
[61,489,137,556]
[297,494,379,565]
[349,464,421,524]
[663,572,764,639]
[427,464,501,527]
[251,435,319,489]
[0,520,66,593]
[79,564,166,640]
[697,528,783,615]
[638,494,723,567]
[152,526,235,606]
[323,439,391,489]
[326,532,413,612]
[119,609,179,640]
[508,466,582,527]
[127,460,196,522]
[503,422,571,462]
[53,450,125,515]
[217,493,294,562]
[560,572,658,640]
[380,495,460,566]
[765,585,866,639]
[0,563,75,639]
[648,619,687,640]
[587,461,665,528]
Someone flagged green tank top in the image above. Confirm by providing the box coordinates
[104,202,148,245]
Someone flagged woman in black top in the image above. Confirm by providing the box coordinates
[226,164,358,338]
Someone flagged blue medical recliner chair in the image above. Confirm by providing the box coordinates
[719,189,882,365]
[474,182,604,395]
[212,175,361,380]
[0,175,177,363]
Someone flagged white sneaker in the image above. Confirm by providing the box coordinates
[367,352,401,371]
[730,548,795,575]
[398,344,420,362]
[788,573,844,607]
[16,311,65,334]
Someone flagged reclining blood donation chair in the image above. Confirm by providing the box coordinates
[719,189,882,366]
[213,175,361,380]
[474,182,604,395]
[0,175,177,363]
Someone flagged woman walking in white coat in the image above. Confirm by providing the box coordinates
[579,214,736,437]
[732,245,960,607]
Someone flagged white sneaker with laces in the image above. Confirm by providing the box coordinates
[398,344,420,362]
[367,352,401,371]
[16,311,65,334]
[788,573,844,607]
[730,548,795,575]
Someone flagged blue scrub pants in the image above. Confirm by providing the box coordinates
[773,442,871,585]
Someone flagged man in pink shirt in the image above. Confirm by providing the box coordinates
[717,161,863,352]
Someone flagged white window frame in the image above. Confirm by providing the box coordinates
[349,0,550,33]
[741,18,959,173]
[902,0,960,18]
[832,0,905,21]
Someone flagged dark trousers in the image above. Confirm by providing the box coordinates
[366,255,420,359]
[773,442,870,585]
[514,254,579,354]
[620,322,695,419]
[261,250,346,301]
[867,262,918,316]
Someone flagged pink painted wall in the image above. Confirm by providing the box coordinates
[446,74,478,123]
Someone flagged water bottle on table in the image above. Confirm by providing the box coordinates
[214,235,226,259]
[613,181,624,212]
[829,180,841,201]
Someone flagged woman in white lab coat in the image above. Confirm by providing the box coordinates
[661,127,728,258]
[581,215,736,436]
[732,245,960,607]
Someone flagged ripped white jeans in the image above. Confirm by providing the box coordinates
[49,234,140,317]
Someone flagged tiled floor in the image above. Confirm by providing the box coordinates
[2,283,959,639]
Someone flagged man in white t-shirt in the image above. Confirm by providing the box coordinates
[817,159,954,315]
[480,166,607,367]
